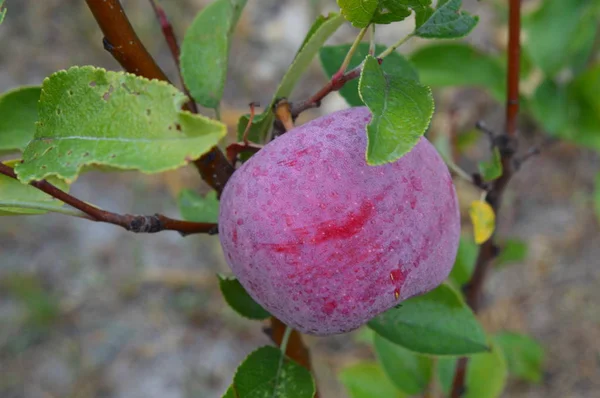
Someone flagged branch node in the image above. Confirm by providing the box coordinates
[128,214,163,233]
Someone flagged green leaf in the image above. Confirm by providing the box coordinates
[232,346,315,398]
[437,356,457,394]
[497,238,528,267]
[15,66,226,184]
[595,173,600,223]
[218,275,270,320]
[320,43,419,107]
[414,0,479,39]
[239,13,344,144]
[478,147,503,181]
[275,13,345,100]
[0,0,5,25]
[464,340,508,398]
[368,283,488,355]
[221,385,235,398]
[178,189,219,223]
[371,1,411,25]
[0,86,41,154]
[339,362,407,398]
[393,1,433,28]
[358,55,434,165]
[530,79,570,137]
[337,0,379,28]
[0,160,70,216]
[495,332,544,383]
[180,0,247,109]
[373,333,432,395]
[523,0,598,76]
[409,43,505,101]
[448,235,479,287]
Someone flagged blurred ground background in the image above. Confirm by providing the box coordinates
[0,0,598,397]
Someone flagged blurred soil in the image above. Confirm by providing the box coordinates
[0,1,598,397]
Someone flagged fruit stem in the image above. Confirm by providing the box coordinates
[377,32,413,59]
[333,26,369,81]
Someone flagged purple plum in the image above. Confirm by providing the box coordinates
[219,106,460,335]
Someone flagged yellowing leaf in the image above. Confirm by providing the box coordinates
[469,200,495,244]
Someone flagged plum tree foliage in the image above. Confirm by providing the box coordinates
[7,0,595,396]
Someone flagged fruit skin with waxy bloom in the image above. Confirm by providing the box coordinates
[218,106,460,335]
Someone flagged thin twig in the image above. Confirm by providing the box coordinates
[0,162,216,236]
[85,0,234,196]
[148,0,198,114]
[334,26,369,80]
[450,1,521,396]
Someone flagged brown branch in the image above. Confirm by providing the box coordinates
[450,1,521,397]
[148,0,198,114]
[0,162,216,236]
[268,317,318,397]
[85,0,234,195]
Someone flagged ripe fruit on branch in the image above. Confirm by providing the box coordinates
[219,107,460,335]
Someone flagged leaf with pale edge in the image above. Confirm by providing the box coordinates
[495,332,544,383]
[226,346,315,398]
[368,283,488,355]
[0,86,41,153]
[337,0,379,28]
[469,200,495,244]
[414,0,478,39]
[478,147,502,181]
[373,333,432,395]
[178,189,219,223]
[180,0,247,109]
[339,362,407,398]
[359,55,433,165]
[238,13,344,144]
[320,43,419,107]
[0,159,69,216]
[218,275,270,320]
[409,43,505,101]
[15,66,226,184]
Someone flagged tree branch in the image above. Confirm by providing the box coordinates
[0,162,216,236]
[85,0,234,196]
[450,1,521,396]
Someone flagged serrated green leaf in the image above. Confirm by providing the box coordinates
[373,333,432,395]
[180,0,247,109]
[368,283,488,355]
[218,275,270,320]
[0,160,70,216]
[14,66,226,184]
[394,1,433,28]
[0,86,41,154]
[358,55,433,165]
[339,362,407,398]
[495,332,544,383]
[523,0,597,77]
[497,238,528,267]
[465,340,508,398]
[232,346,315,398]
[320,43,419,107]
[371,0,411,24]
[478,147,502,181]
[178,189,219,223]
[337,0,379,28]
[409,43,505,101]
[238,13,344,144]
[448,235,478,287]
[414,0,478,39]
[221,385,235,398]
